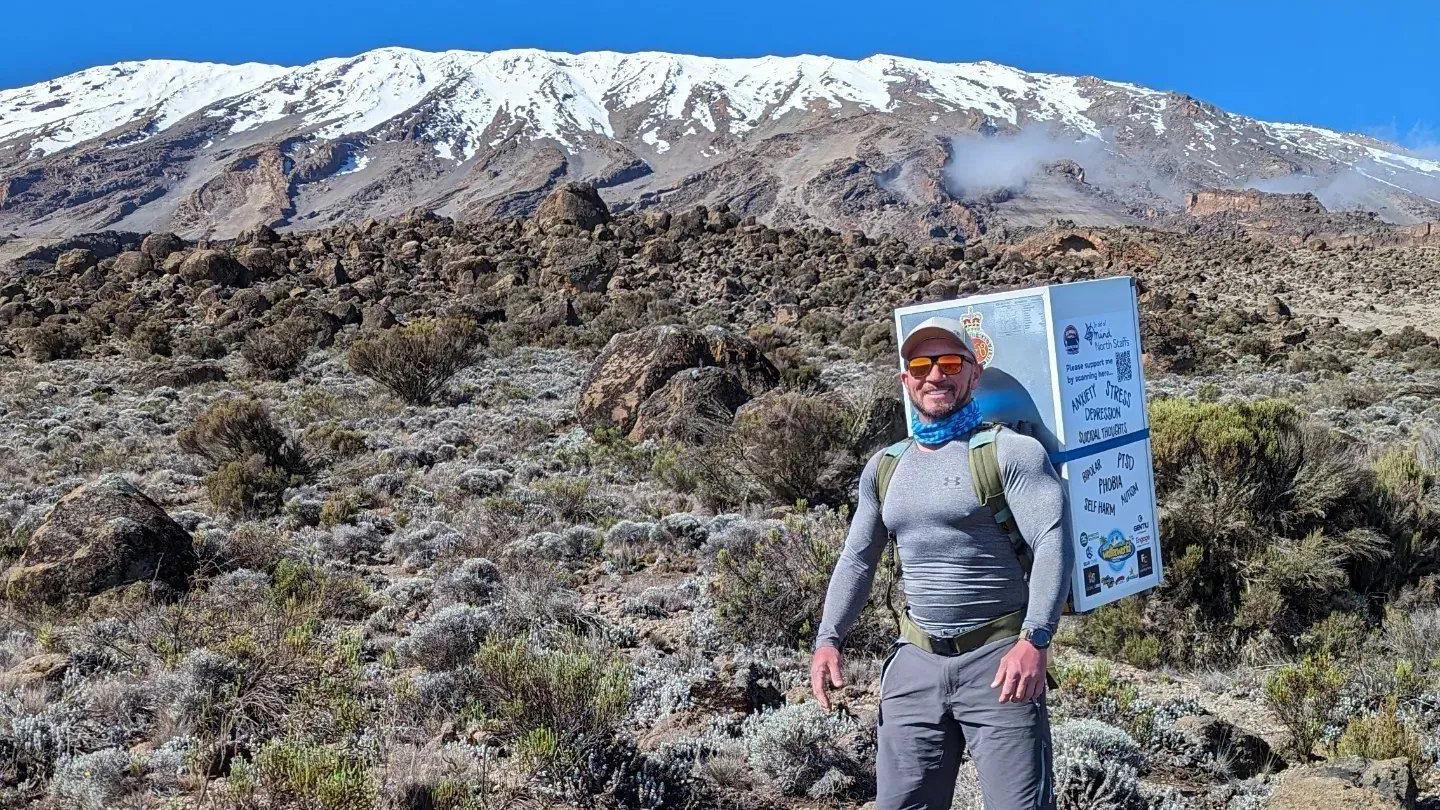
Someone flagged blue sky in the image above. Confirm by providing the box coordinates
[2,1,1437,150]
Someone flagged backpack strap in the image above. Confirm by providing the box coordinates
[967,424,1033,577]
[874,437,914,506]
[874,437,913,632]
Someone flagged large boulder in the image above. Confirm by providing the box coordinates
[3,476,197,606]
[54,248,97,275]
[579,325,780,435]
[178,249,248,286]
[630,366,751,444]
[1268,757,1416,809]
[535,181,611,232]
[140,232,185,261]
[1171,714,1279,779]
[689,656,784,715]
[639,237,682,265]
[111,250,154,278]
[542,239,618,293]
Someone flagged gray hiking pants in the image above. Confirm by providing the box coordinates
[876,638,1055,810]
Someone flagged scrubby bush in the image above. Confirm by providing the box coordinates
[194,523,285,573]
[679,382,898,509]
[205,455,293,518]
[303,421,369,461]
[179,398,306,473]
[253,738,376,810]
[175,329,228,359]
[1052,661,1141,729]
[50,747,136,809]
[468,636,630,778]
[242,317,316,380]
[726,392,853,505]
[1334,699,1425,767]
[347,316,483,405]
[738,701,871,799]
[396,605,494,671]
[510,525,603,566]
[179,398,307,517]
[1052,719,1146,810]
[128,318,172,358]
[23,321,92,361]
[1074,398,1440,668]
[434,557,502,606]
[1264,652,1345,759]
[713,506,896,654]
[1368,445,1440,585]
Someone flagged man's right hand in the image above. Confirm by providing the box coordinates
[810,645,845,710]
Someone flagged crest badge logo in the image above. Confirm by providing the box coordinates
[961,312,994,366]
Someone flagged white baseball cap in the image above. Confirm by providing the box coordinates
[899,315,977,360]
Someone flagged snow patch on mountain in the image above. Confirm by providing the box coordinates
[0,59,288,156]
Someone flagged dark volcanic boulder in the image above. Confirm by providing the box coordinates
[236,246,280,279]
[442,256,495,289]
[630,366,751,444]
[3,476,197,606]
[1170,714,1279,779]
[535,181,611,232]
[579,324,779,434]
[639,237,682,265]
[178,249,248,286]
[111,250,154,278]
[542,240,618,293]
[54,248,97,275]
[140,232,185,261]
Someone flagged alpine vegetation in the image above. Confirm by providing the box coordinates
[0,180,1436,809]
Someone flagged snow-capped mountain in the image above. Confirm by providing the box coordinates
[1,47,1437,239]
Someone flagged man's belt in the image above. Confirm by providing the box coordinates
[899,608,1026,656]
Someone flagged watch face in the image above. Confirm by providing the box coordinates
[1027,628,1052,647]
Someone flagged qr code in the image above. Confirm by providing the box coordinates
[1115,350,1133,382]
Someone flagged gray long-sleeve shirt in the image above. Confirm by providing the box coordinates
[814,428,1072,650]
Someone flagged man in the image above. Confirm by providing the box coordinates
[810,315,1072,810]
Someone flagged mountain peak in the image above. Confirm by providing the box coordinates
[1,47,1437,240]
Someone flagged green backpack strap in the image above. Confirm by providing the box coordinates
[874,437,913,632]
[874,437,914,506]
[967,424,1033,576]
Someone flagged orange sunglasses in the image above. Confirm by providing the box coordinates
[904,353,971,377]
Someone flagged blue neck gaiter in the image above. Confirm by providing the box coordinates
[910,399,984,446]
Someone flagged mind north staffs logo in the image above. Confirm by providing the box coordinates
[960,312,994,366]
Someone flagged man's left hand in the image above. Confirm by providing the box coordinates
[990,638,1048,703]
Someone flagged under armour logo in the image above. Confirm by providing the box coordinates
[942,476,965,487]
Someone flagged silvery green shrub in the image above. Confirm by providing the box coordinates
[739,701,869,797]
[435,557,501,606]
[50,747,135,809]
[1052,719,1146,810]
[395,604,493,671]
[145,735,195,793]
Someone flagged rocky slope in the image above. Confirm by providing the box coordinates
[0,183,1436,808]
[3,48,1440,241]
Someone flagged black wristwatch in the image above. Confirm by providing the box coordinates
[1021,627,1052,649]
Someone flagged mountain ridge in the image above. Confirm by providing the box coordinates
[2,46,1439,240]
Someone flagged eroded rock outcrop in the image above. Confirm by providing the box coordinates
[579,324,779,435]
[535,181,611,233]
[3,475,197,606]
[1268,757,1417,809]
